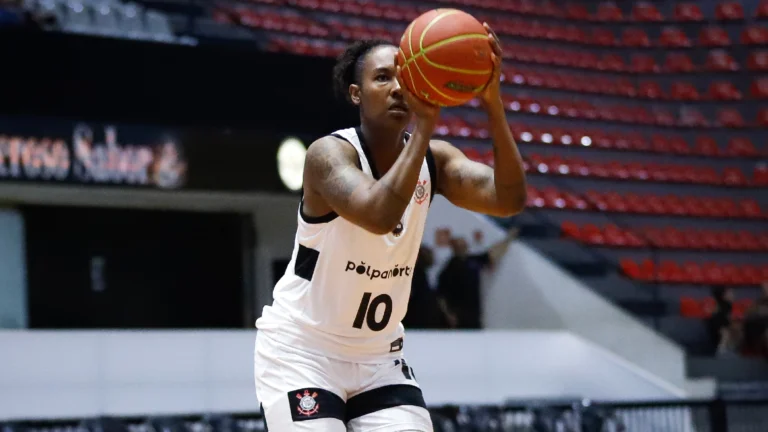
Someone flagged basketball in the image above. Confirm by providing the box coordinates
[397,9,494,107]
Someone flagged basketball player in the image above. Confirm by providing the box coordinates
[255,24,526,431]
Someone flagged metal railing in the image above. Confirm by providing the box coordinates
[3,398,767,432]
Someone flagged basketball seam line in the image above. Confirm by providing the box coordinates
[413,10,491,75]
[406,50,465,104]
[419,35,493,75]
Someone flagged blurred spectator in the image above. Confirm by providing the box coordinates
[437,227,518,329]
[403,245,441,329]
[742,281,768,358]
[707,285,733,353]
[717,319,743,358]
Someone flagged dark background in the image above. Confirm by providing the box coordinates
[23,205,250,328]
[0,29,357,133]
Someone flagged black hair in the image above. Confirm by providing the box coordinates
[332,39,394,104]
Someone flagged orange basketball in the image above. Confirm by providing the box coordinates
[397,9,494,107]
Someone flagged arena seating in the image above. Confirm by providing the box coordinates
[201,0,768,353]
[22,0,180,42]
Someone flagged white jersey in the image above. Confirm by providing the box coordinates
[256,126,436,364]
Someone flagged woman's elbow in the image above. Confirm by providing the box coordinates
[497,189,527,217]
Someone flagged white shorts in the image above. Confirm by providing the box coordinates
[254,331,433,432]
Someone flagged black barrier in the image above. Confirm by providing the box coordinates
[0,115,315,193]
[0,28,358,134]
[3,399,768,432]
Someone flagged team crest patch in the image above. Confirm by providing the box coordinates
[287,387,345,423]
[413,179,429,205]
[296,390,319,416]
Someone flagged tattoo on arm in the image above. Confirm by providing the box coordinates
[307,142,362,206]
[445,162,493,192]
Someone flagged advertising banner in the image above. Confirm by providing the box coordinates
[0,117,313,193]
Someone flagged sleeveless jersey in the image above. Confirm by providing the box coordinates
[256,126,436,364]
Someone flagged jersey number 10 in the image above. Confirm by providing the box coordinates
[352,292,393,331]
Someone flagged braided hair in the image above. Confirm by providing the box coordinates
[332,39,394,104]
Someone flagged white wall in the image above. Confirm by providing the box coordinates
[251,197,300,321]
[0,330,689,420]
[0,209,27,329]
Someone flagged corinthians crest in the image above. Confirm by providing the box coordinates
[413,179,429,205]
[296,390,320,416]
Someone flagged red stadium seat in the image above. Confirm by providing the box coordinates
[562,190,588,210]
[754,164,768,186]
[651,134,672,153]
[624,229,647,247]
[541,187,568,209]
[654,108,677,126]
[706,50,739,71]
[702,262,726,284]
[679,108,709,127]
[665,53,695,72]
[742,26,768,45]
[664,227,688,248]
[718,108,746,127]
[633,3,663,21]
[683,262,706,284]
[675,3,704,21]
[758,108,768,126]
[669,135,691,155]
[561,221,581,239]
[623,28,651,47]
[626,193,652,214]
[566,3,589,20]
[581,224,605,245]
[740,199,763,218]
[694,136,721,156]
[592,28,617,46]
[659,260,685,283]
[526,186,545,208]
[722,167,748,186]
[752,78,768,98]
[700,26,731,46]
[682,229,707,250]
[757,0,768,18]
[759,233,768,250]
[726,137,758,156]
[621,258,642,279]
[607,191,631,213]
[671,81,701,100]
[748,51,768,71]
[680,297,708,318]
[622,258,655,281]
[716,2,745,20]
[638,81,664,98]
[683,261,714,284]
[596,2,623,21]
[631,54,659,72]
[661,27,692,47]
[709,81,742,100]
[601,224,625,246]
